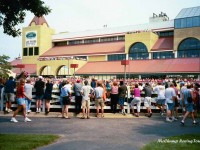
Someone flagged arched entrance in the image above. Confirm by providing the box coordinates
[129,42,149,60]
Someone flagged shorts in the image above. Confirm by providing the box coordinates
[95,98,104,107]
[36,95,44,100]
[156,99,166,105]
[167,102,175,111]
[130,97,141,108]
[5,93,15,102]
[118,97,125,106]
[62,96,70,105]
[16,98,26,105]
[144,97,151,107]
[82,100,90,108]
[186,103,194,112]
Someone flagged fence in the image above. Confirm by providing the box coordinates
[0,88,160,113]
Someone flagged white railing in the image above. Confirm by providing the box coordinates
[0,88,160,113]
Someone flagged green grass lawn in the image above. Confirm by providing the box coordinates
[141,134,200,150]
[0,134,60,150]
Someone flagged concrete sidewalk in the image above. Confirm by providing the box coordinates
[0,114,199,150]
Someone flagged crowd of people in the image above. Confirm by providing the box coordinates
[0,74,200,125]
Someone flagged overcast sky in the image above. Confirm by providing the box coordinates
[0,0,199,60]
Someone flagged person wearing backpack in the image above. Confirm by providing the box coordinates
[180,84,197,125]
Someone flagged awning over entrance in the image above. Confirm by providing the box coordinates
[10,59,36,75]
[151,37,174,51]
[75,58,200,75]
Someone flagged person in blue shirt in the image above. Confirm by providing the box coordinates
[60,80,71,119]
[4,76,16,113]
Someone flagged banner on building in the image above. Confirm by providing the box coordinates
[25,31,37,47]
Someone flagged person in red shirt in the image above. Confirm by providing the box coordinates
[10,79,32,123]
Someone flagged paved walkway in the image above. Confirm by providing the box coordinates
[0,112,199,150]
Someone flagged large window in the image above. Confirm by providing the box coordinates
[23,48,28,56]
[178,38,200,58]
[129,42,149,60]
[34,47,39,55]
[153,51,174,59]
[29,48,33,56]
[108,54,126,61]
[175,16,200,29]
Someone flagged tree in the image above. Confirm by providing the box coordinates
[0,55,12,78]
[0,0,51,37]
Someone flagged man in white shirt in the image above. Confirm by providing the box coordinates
[80,80,93,119]
[154,82,166,116]
[94,82,104,118]
[165,83,176,122]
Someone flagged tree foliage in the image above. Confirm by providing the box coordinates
[0,0,51,37]
[0,55,12,78]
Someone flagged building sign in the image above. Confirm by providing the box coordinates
[25,31,37,47]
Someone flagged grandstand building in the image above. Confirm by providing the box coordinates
[12,6,200,79]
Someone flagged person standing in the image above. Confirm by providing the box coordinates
[154,82,166,117]
[60,80,71,119]
[80,80,93,119]
[165,83,176,122]
[34,76,45,113]
[110,81,119,114]
[180,84,197,125]
[10,79,32,123]
[24,79,33,114]
[130,84,141,117]
[143,83,153,117]
[73,79,83,115]
[118,81,127,115]
[94,82,104,118]
[4,76,16,113]
[43,79,53,115]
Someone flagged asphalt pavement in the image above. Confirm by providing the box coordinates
[0,112,199,150]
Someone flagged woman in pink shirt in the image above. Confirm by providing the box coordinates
[130,84,141,117]
[110,81,119,114]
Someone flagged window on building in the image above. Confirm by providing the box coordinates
[129,42,149,60]
[159,31,174,37]
[175,16,200,29]
[54,41,67,46]
[84,38,99,44]
[178,38,200,58]
[153,51,174,59]
[34,47,39,55]
[29,48,33,56]
[118,36,125,41]
[23,48,28,56]
[100,37,117,42]
[107,54,126,61]
[68,40,82,45]
[192,16,200,27]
